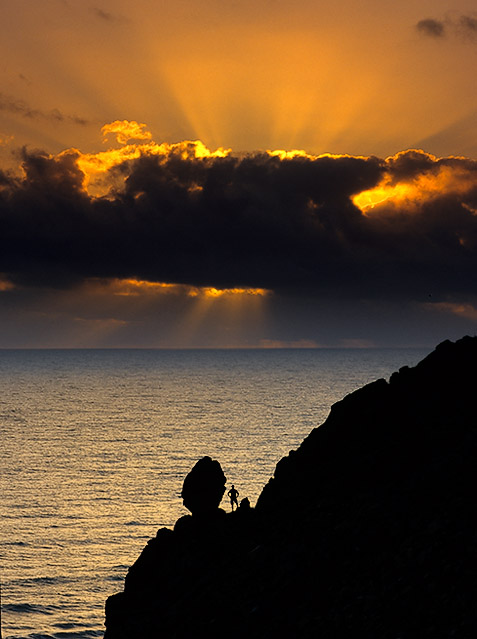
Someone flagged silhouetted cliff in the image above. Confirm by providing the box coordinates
[104,336,477,638]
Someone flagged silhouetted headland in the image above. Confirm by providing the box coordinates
[104,336,477,637]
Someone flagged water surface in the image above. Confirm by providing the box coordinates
[1,347,429,638]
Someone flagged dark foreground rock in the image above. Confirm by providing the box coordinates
[105,336,477,638]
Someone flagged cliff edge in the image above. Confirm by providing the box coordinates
[104,336,477,638]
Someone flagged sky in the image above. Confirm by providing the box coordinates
[1,0,477,348]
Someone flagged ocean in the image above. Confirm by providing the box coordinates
[1,347,429,639]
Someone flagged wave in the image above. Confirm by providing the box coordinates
[33,576,70,585]
[27,576,73,586]
[52,631,104,638]
[4,602,59,615]
[53,622,105,636]
[7,576,73,589]
[54,622,94,630]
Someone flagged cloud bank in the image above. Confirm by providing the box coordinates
[1,129,477,311]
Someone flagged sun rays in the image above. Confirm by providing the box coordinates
[55,278,271,348]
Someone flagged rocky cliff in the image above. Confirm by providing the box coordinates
[104,336,477,638]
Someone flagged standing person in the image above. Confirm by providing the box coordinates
[227,484,239,511]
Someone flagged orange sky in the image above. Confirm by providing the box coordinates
[1,0,477,160]
[1,1,477,347]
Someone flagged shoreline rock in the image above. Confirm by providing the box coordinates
[105,336,477,638]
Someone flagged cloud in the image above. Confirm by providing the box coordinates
[91,7,128,24]
[92,7,115,21]
[90,7,130,27]
[458,15,477,40]
[428,301,477,321]
[0,92,88,126]
[91,7,129,26]
[101,120,153,144]
[416,19,445,38]
[0,133,14,147]
[1,132,477,311]
[0,275,15,291]
[417,14,477,41]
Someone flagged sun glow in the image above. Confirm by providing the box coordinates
[353,152,477,214]
[268,149,316,160]
[173,282,268,348]
[353,182,415,212]
[201,287,268,298]
[157,25,394,154]
[106,278,269,299]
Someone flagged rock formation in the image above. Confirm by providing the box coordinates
[181,455,226,516]
[104,336,477,638]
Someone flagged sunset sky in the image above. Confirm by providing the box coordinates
[1,0,477,347]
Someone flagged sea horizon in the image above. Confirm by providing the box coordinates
[0,344,434,351]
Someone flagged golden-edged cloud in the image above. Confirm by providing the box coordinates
[353,149,477,214]
[72,124,231,195]
[105,277,269,300]
[2,124,477,314]
[2,125,477,347]
[101,120,153,145]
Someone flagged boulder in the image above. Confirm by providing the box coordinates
[181,456,226,516]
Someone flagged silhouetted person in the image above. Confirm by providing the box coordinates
[228,484,239,511]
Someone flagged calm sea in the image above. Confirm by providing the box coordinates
[1,347,429,638]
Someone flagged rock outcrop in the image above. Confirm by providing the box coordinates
[104,336,477,638]
[180,456,226,516]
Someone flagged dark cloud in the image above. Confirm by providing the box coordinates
[384,149,438,182]
[1,148,477,307]
[91,7,127,23]
[0,93,88,126]
[93,7,114,20]
[458,15,477,40]
[18,74,32,86]
[416,19,445,38]
[417,14,477,41]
